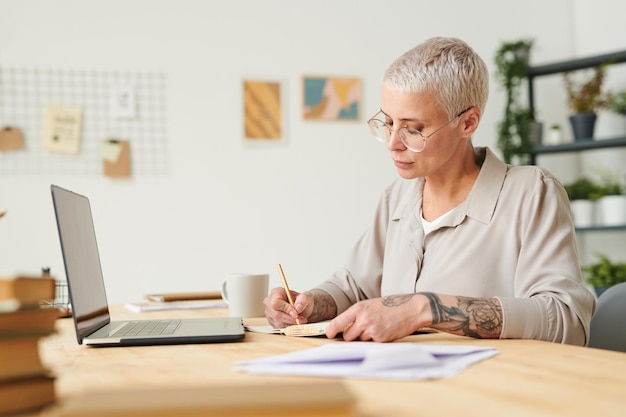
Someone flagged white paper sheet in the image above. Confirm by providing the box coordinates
[235,342,498,380]
[124,300,227,312]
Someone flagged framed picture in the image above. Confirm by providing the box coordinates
[243,80,282,140]
[302,76,362,121]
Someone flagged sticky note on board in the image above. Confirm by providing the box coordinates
[101,140,131,178]
[0,127,25,152]
[101,140,123,163]
[42,105,82,154]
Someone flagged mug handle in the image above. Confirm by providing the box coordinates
[220,280,229,303]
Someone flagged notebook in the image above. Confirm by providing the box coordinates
[50,184,245,347]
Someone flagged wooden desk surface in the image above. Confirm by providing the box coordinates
[39,305,626,417]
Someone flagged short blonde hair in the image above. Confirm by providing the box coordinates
[383,37,489,119]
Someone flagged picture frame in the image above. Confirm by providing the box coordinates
[243,79,283,140]
[302,76,362,121]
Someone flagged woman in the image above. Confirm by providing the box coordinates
[264,37,595,345]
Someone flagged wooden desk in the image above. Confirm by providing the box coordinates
[39,305,626,417]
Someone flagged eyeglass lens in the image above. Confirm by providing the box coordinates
[368,120,426,152]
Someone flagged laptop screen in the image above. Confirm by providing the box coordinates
[51,185,111,343]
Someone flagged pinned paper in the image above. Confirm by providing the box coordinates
[42,105,82,154]
[101,139,131,178]
[110,85,136,119]
[0,127,25,152]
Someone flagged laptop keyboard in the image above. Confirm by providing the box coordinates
[112,320,181,337]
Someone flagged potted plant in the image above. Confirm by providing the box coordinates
[583,254,626,297]
[564,177,603,227]
[494,38,536,164]
[595,171,626,226]
[545,124,563,145]
[607,90,626,115]
[563,62,610,141]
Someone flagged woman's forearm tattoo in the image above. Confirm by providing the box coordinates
[308,290,337,322]
[421,292,502,338]
[382,294,414,307]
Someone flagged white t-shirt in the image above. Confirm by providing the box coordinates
[421,208,454,235]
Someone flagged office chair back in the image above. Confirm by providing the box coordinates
[588,282,626,352]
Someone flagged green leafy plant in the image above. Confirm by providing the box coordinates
[563,63,610,113]
[599,173,624,196]
[583,254,626,288]
[563,178,603,201]
[494,38,535,165]
[607,90,626,115]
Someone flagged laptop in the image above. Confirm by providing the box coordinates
[50,184,245,347]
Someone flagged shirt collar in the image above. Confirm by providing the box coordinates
[464,147,508,224]
[391,147,507,225]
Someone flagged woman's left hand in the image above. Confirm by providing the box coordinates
[325,294,430,342]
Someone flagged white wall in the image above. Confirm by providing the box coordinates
[1,0,624,303]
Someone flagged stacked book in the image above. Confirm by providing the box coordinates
[0,275,58,415]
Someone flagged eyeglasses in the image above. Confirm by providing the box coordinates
[367,107,472,152]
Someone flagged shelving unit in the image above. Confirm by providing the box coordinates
[527,49,626,120]
[527,49,626,234]
[575,225,626,233]
[531,137,626,158]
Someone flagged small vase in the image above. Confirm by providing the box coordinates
[569,112,597,141]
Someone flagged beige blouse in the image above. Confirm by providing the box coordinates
[316,147,596,346]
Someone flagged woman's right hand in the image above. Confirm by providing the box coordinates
[264,288,338,329]
[263,287,315,328]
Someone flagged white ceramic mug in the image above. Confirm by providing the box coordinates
[221,273,269,317]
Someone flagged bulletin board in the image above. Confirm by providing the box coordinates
[0,67,168,176]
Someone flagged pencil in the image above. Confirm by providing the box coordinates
[277,263,300,325]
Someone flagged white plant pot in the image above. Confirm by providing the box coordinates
[570,200,595,228]
[545,128,563,145]
[596,195,626,226]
